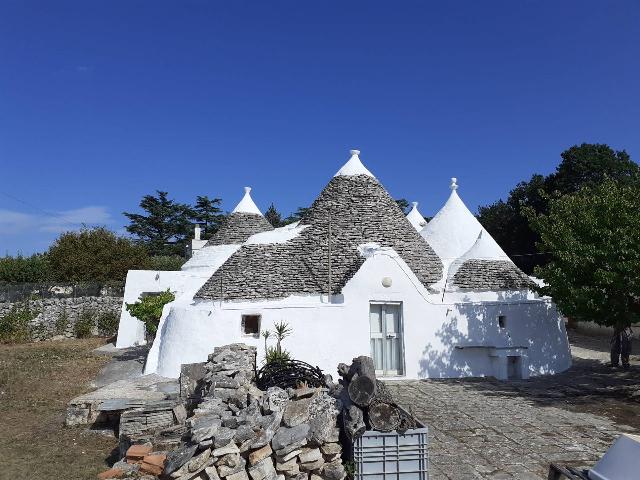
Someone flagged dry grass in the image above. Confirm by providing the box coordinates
[0,339,117,480]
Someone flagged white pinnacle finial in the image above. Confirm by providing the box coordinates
[412,201,418,209]
[232,186,263,215]
[450,177,458,190]
[334,148,374,178]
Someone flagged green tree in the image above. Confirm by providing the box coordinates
[264,203,283,227]
[395,198,411,214]
[193,195,224,239]
[528,180,640,360]
[124,191,195,256]
[478,144,639,273]
[283,207,310,225]
[0,253,50,283]
[148,255,186,271]
[47,227,149,282]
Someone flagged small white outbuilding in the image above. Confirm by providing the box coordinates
[140,150,571,381]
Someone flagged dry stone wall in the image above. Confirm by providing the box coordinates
[0,296,122,341]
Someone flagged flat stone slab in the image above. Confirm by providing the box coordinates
[67,372,180,425]
[91,344,150,388]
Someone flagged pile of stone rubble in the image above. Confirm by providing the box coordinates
[97,343,346,480]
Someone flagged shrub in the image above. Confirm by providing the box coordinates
[148,255,186,271]
[74,309,95,338]
[344,461,357,480]
[55,309,69,335]
[0,302,38,343]
[262,321,293,365]
[126,289,175,337]
[265,346,291,365]
[0,253,50,283]
[97,310,119,336]
[47,227,149,282]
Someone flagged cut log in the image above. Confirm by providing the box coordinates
[343,405,366,441]
[337,363,352,381]
[368,402,401,432]
[347,356,377,407]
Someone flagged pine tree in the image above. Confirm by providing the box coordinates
[123,191,195,256]
[193,195,224,239]
[264,203,283,227]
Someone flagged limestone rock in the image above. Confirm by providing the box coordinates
[217,454,246,477]
[164,445,198,474]
[319,444,341,456]
[275,458,299,474]
[226,470,250,480]
[298,448,321,464]
[277,449,302,463]
[283,397,313,427]
[262,387,289,414]
[249,444,273,465]
[214,427,237,448]
[252,411,283,448]
[286,473,309,480]
[248,457,277,480]
[271,424,310,451]
[191,416,223,443]
[307,394,340,445]
[299,458,324,473]
[322,460,346,480]
[213,442,240,457]
[205,466,221,480]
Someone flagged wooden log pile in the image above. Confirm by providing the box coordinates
[335,356,418,442]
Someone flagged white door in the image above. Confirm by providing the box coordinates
[370,303,404,376]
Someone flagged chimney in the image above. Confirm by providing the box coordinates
[194,224,202,241]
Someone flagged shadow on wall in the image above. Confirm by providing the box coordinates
[418,291,572,379]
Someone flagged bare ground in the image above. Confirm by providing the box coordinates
[0,338,117,480]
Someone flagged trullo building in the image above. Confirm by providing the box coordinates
[139,150,571,380]
[115,186,273,348]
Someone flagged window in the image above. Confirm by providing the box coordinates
[498,315,507,328]
[242,315,261,337]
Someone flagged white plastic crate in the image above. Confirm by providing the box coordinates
[352,425,429,480]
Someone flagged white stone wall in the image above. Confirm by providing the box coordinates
[147,249,572,380]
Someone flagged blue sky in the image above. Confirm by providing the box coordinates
[1,1,639,255]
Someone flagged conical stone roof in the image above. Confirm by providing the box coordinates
[421,178,486,261]
[196,151,443,301]
[406,202,427,231]
[448,231,534,291]
[204,187,273,247]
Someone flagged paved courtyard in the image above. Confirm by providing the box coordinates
[386,331,640,480]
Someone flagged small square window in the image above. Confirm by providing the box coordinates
[242,315,261,337]
[498,315,507,328]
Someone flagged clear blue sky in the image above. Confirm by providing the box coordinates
[1,1,639,255]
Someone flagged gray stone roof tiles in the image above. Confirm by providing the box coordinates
[196,175,443,301]
[204,213,273,247]
[452,259,534,290]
